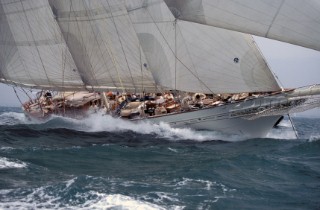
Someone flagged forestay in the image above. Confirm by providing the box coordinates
[127,0,280,94]
[163,0,320,52]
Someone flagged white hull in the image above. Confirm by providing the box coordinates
[141,86,320,138]
[22,85,320,139]
[143,100,282,139]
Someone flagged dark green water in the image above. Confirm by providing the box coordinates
[0,107,319,209]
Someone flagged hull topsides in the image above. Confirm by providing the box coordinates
[23,85,320,139]
[144,100,282,139]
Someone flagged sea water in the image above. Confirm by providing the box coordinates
[0,107,319,209]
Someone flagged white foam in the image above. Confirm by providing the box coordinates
[266,128,297,140]
[276,119,292,128]
[0,112,29,125]
[0,177,169,209]
[168,147,178,153]
[173,178,236,204]
[2,110,296,142]
[57,113,243,142]
[0,157,27,169]
[65,177,76,188]
[308,135,320,142]
[83,193,166,210]
[0,147,14,151]
[175,178,215,191]
[151,192,180,203]
[0,189,167,210]
[0,186,61,210]
[266,119,298,140]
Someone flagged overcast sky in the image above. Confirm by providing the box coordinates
[0,37,319,116]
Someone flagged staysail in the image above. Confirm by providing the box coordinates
[163,0,320,52]
[127,0,280,94]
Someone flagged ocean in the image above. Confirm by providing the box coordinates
[0,106,319,210]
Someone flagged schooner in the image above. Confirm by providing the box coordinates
[0,0,319,138]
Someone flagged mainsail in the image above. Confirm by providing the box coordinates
[163,0,320,51]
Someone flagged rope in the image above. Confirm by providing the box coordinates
[20,87,33,103]
[104,1,132,92]
[144,7,214,94]
[288,114,299,139]
[13,87,24,106]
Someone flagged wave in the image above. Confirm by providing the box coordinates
[276,119,293,128]
[308,135,320,142]
[0,177,175,210]
[0,157,27,169]
[266,119,299,140]
[0,176,236,209]
[1,111,316,142]
[0,191,167,210]
[0,112,33,126]
[266,128,297,140]
[84,193,167,210]
[0,112,244,142]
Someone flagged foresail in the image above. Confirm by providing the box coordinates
[163,0,320,51]
[127,0,280,94]
[0,0,84,90]
[49,0,156,93]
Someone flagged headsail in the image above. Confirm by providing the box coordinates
[128,0,280,94]
[163,0,320,51]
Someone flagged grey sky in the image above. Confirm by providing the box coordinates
[0,37,319,116]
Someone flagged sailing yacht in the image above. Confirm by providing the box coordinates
[0,0,319,138]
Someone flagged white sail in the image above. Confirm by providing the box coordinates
[49,0,156,93]
[127,0,280,94]
[163,0,320,51]
[0,0,84,90]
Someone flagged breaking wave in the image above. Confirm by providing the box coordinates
[308,135,320,142]
[0,112,34,126]
[0,177,183,210]
[0,112,316,142]
[0,191,167,210]
[0,112,243,142]
[0,157,27,169]
[266,119,298,140]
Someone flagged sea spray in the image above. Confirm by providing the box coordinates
[0,111,305,142]
[57,113,253,141]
